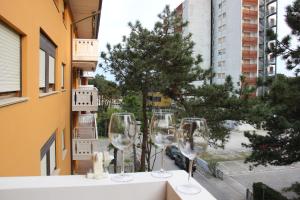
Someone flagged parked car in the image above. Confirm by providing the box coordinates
[174,152,196,172]
[165,145,180,160]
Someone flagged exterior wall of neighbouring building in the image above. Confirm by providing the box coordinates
[212,0,243,87]
[177,0,259,90]
[0,0,73,176]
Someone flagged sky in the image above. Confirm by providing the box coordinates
[97,0,296,81]
[97,0,183,80]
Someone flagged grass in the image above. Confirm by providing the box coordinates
[200,151,251,163]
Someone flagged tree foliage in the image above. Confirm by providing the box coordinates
[100,6,204,171]
[268,0,300,76]
[244,75,300,166]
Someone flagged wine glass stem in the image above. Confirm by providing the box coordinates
[121,150,125,176]
[188,159,193,183]
[160,147,165,172]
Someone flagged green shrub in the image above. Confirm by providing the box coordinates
[253,182,288,200]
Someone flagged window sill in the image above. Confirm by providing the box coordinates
[39,91,59,98]
[0,97,29,108]
[62,149,68,160]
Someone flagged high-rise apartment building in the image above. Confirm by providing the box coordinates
[259,0,278,81]
[0,0,102,176]
[176,0,259,89]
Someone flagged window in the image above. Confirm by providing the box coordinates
[216,73,225,79]
[40,32,56,93]
[62,129,66,151]
[218,61,225,67]
[40,133,56,176]
[61,63,65,89]
[218,48,226,55]
[0,22,21,95]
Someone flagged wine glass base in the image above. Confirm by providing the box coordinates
[177,184,201,195]
[111,174,133,182]
[151,170,172,178]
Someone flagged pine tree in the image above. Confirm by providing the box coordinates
[268,0,300,76]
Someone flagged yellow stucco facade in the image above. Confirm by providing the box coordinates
[0,0,74,176]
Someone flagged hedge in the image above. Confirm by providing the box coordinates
[253,182,288,200]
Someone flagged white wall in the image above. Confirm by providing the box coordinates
[212,0,242,87]
[182,0,212,71]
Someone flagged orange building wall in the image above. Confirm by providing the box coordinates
[0,0,74,176]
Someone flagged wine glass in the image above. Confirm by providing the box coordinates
[177,117,209,194]
[150,112,176,178]
[108,113,136,182]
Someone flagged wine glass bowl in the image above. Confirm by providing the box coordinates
[150,112,176,178]
[108,113,136,182]
[177,117,209,194]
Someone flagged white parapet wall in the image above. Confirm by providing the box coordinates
[0,170,216,200]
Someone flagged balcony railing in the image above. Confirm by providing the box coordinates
[242,50,257,59]
[72,138,101,160]
[74,114,97,139]
[242,9,258,19]
[243,0,258,6]
[72,39,99,71]
[243,23,258,32]
[245,77,257,85]
[242,64,257,72]
[72,86,98,112]
[0,170,216,200]
[242,36,257,46]
[81,71,95,78]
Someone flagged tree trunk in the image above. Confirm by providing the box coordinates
[140,90,148,171]
[133,143,138,171]
[113,147,118,173]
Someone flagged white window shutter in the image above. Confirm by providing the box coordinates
[61,64,64,88]
[39,50,46,87]
[50,142,56,174]
[40,155,47,176]
[49,56,55,84]
[0,22,20,92]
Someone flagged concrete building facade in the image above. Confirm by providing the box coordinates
[176,0,259,89]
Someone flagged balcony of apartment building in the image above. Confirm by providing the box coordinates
[0,170,216,200]
[242,64,257,73]
[242,50,257,59]
[266,0,277,5]
[242,36,257,46]
[242,9,258,19]
[72,39,99,71]
[242,23,258,32]
[243,0,258,6]
[72,85,98,111]
[73,113,100,160]
[267,18,277,28]
[267,5,276,16]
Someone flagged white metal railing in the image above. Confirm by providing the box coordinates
[72,86,98,112]
[82,71,95,78]
[72,139,101,160]
[72,39,99,62]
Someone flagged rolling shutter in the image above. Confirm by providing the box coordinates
[49,56,55,84]
[39,49,46,88]
[0,22,21,92]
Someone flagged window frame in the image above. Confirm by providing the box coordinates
[61,63,65,89]
[40,133,57,176]
[40,32,56,93]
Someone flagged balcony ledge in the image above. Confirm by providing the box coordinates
[0,170,216,200]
